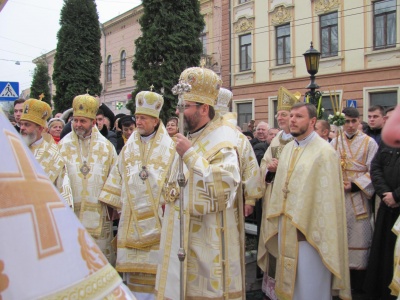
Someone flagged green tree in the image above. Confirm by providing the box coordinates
[127,0,205,122]
[30,61,51,106]
[52,0,102,113]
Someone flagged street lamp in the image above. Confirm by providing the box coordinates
[303,42,321,107]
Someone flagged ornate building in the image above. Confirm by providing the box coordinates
[34,0,222,115]
[222,0,400,127]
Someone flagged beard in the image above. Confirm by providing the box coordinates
[290,125,308,137]
[21,132,37,146]
[184,110,200,132]
[74,127,91,138]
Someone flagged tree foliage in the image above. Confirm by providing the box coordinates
[52,0,102,113]
[127,0,205,122]
[30,61,51,106]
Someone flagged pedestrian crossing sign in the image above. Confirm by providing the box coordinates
[346,100,357,108]
[0,82,19,101]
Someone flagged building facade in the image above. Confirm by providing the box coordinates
[222,0,400,127]
[34,1,222,115]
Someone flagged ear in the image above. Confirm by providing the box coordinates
[201,104,210,116]
[91,119,97,126]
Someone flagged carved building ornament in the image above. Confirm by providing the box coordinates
[270,5,292,26]
[234,17,254,33]
[315,0,340,14]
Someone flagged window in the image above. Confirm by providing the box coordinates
[239,34,252,71]
[237,102,253,130]
[373,0,396,50]
[120,51,126,79]
[276,24,291,65]
[370,92,397,109]
[321,95,334,120]
[200,34,207,55]
[107,55,112,82]
[320,12,338,58]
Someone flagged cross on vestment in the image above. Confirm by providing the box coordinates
[0,132,65,259]
[92,143,108,160]
[282,186,290,200]
[197,140,210,155]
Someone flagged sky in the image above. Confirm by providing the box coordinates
[0,0,142,95]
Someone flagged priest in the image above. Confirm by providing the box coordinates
[19,97,73,207]
[264,102,351,299]
[59,93,117,264]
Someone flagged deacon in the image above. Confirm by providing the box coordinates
[330,107,378,291]
[264,102,351,299]
[257,86,299,299]
[99,89,175,299]
[58,94,117,264]
[19,97,73,207]
[155,67,244,299]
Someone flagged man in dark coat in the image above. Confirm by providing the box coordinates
[364,106,400,300]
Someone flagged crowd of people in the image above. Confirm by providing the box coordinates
[3,65,400,300]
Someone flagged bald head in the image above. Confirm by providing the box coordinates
[315,119,330,141]
[255,121,270,142]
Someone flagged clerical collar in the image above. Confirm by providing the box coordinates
[281,131,292,141]
[188,122,208,140]
[141,131,156,143]
[294,131,316,148]
[345,131,357,140]
[30,137,43,147]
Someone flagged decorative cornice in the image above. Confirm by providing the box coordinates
[315,0,340,14]
[234,17,254,33]
[270,5,293,26]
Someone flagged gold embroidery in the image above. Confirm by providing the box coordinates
[0,131,64,259]
[78,228,107,273]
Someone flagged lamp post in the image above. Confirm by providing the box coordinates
[303,42,321,108]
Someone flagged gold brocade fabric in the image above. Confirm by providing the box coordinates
[331,131,378,269]
[219,113,263,293]
[265,136,351,300]
[258,131,293,272]
[99,123,175,293]
[155,118,244,300]
[59,126,117,264]
[30,138,73,207]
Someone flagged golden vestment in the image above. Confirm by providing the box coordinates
[0,112,136,300]
[219,112,263,294]
[59,126,117,264]
[331,130,378,269]
[265,134,351,300]
[29,137,73,207]
[99,123,176,294]
[155,118,243,300]
[258,131,293,270]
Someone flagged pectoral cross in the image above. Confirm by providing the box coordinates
[282,186,290,199]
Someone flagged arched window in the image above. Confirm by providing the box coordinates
[120,51,126,79]
[107,55,112,82]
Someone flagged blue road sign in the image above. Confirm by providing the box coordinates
[0,82,19,101]
[347,99,357,108]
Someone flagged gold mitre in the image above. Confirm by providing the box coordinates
[178,67,222,107]
[215,88,233,113]
[135,91,164,119]
[72,94,99,120]
[277,86,301,111]
[21,98,52,128]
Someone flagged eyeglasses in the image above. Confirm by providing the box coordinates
[184,104,202,110]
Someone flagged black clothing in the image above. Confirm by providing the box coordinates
[364,126,382,145]
[364,143,400,299]
[253,141,269,165]
[14,124,20,133]
[60,121,72,139]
